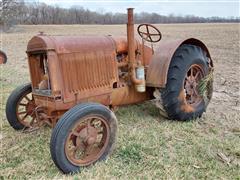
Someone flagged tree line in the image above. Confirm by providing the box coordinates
[1,0,239,30]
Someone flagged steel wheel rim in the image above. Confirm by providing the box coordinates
[184,64,204,107]
[16,91,36,127]
[65,115,110,166]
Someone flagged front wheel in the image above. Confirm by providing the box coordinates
[160,44,213,121]
[50,103,118,174]
[6,83,37,130]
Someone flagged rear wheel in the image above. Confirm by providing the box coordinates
[6,83,37,130]
[50,103,118,174]
[160,44,213,121]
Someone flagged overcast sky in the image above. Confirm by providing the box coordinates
[28,0,239,18]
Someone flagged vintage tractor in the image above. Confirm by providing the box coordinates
[5,8,213,173]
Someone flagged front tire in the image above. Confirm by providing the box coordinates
[50,103,118,174]
[6,83,37,130]
[160,44,213,121]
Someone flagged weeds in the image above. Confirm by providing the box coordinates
[198,68,214,103]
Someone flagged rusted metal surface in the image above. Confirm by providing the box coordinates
[27,35,55,52]
[110,36,140,53]
[27,35,115,53]
[28,36,118,102]
[146,38,212,87]
[0,50,7,64]
[177,64,205,113]
[58,40,117,102]
[127,8,144,86]
[139,44,152,66]
[65,115,110,166]
[178,89,195,113]
[111,86,152,106]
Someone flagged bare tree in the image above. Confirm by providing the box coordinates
[0,0,20,31]
[1,0,238,31]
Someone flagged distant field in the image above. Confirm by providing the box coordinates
[0,23,239,179]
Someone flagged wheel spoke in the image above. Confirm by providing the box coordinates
[194,71,200,79]
[68,146,77,157]
[140,31,148,35]
[87,119,91,128]
[29,116,36,126]
[69,140,87,160]
[19,103,27,106]
[146,25,149,34]
[97,129,103,134]
[190,94,193,103]
[24,95,31,102]
[148,35,153,42]
[20,113,28,122]
[193,87,199,97]
[18,111,27,115]
[146,26,153,42]
[72,130,80,137]
[190,67,194,78]
[98,140,105,148]
[185,77,191,83]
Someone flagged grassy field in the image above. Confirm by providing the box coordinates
[0,23,240,179]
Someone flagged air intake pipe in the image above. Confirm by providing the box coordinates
[127,8,145,92]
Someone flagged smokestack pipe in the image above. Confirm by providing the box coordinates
[127,8,144,85]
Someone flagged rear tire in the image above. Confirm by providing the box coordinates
[160,44,213,121]
[50,103,118,174]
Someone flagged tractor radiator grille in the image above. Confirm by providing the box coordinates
[59,51,117,93]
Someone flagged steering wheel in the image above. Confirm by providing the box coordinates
[137,24,162,43]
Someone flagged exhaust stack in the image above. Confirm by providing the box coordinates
[127,8,145,92]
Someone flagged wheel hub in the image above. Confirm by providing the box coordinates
[184,64,204,105]
[65,116,110,166]
[185,78,197,96]
[26,101,35,115]
[77,125,98,146]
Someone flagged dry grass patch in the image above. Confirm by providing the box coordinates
[0,23,240,179]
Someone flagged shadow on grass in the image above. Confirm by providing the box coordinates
[115,101,171,124]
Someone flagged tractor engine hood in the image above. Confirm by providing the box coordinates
[27,35,140,54]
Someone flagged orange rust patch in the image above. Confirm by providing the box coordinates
[178,89,195,113]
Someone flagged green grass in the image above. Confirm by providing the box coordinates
[0,101,239,179]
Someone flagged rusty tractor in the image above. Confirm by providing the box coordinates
[6,8,213,173]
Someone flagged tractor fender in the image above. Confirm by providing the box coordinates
[146,38,213,87]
